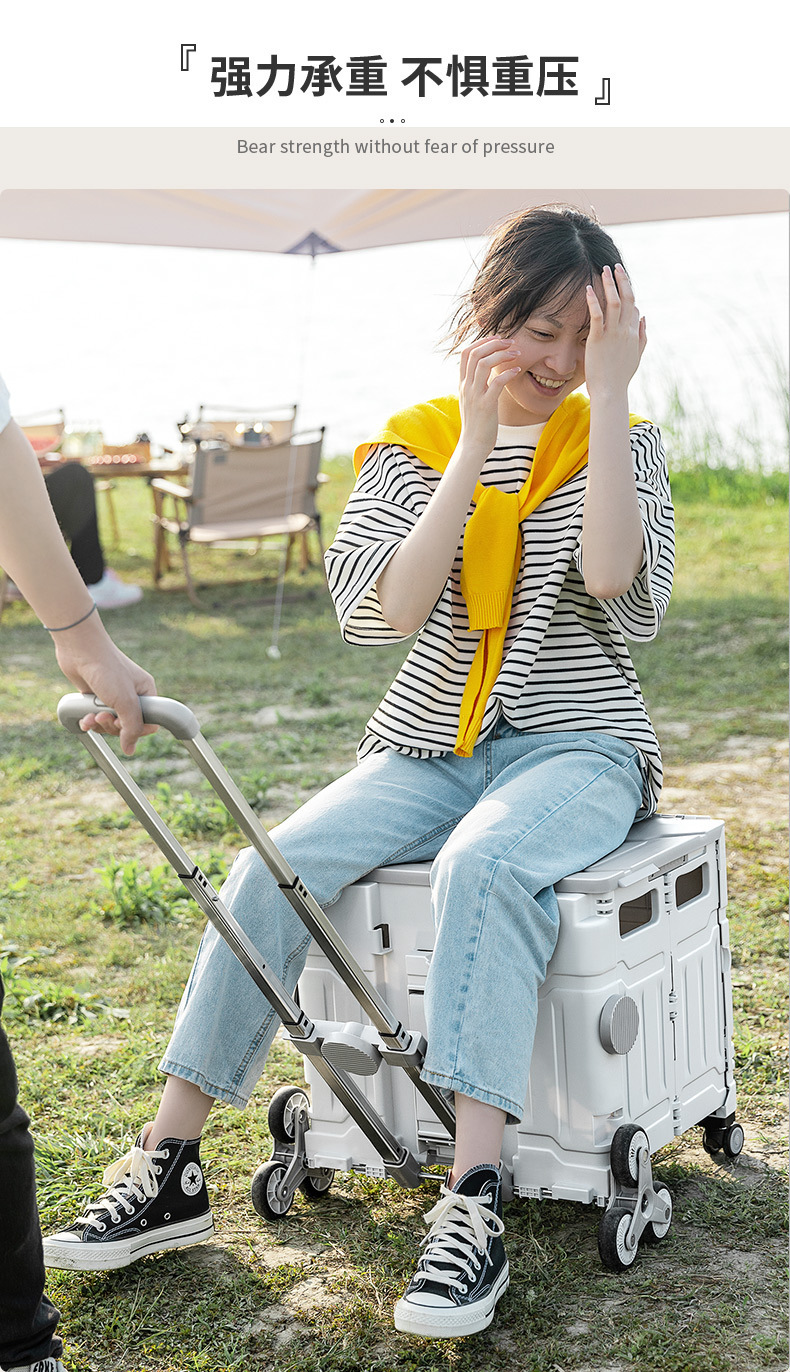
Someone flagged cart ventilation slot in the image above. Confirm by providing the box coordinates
[618,889,657,936]
[675,865,705,907]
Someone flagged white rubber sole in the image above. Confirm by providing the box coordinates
[42,1212,214,1271]
[393,1262,510,1338]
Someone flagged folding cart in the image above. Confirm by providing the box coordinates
[58,694,743,1272]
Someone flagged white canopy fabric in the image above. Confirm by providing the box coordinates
[0,189,784,256]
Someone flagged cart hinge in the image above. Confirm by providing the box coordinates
[714,838,723,908]
[715,913,735,1085]
[379,1028,427,1069]
[672,1096,682,1133]
[376,1023,409,1051]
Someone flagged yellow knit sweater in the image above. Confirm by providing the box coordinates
[354,393,645,756]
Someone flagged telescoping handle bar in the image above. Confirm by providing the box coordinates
[58,694,456,1171]
[58,693,201,740]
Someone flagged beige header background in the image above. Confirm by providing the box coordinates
[1,127,787,191]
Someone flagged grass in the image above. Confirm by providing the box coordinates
[641,358,789,478]
[0,447,787,1371]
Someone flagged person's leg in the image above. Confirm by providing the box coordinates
[423,731,644,1122]
[44,747,485,1271]
[0,974,64,1370]
[154,747,484,1118]
[147,1075,213,1152]
[44,463,142,609]
[44,463,104,585]
[395,731,643,1338]
[449,1095,507,1185]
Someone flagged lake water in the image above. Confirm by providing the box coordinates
[1,211,787,464]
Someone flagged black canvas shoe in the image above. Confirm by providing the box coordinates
[394,1163,509,1338]
[42,1131,213,1271]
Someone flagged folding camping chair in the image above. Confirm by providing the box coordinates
[184,403,299,450]
[150,427,326,606]
[20,409,66,457]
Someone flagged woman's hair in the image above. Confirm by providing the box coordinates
[449,204,625,351]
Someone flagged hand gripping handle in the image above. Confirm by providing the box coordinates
[57,693,200,740]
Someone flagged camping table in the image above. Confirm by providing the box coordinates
[86,456,192,570]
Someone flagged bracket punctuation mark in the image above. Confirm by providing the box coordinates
[595,77,611,106]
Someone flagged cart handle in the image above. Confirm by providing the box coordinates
[57,693,200,740]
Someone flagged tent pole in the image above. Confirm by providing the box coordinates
[268,254,318,659]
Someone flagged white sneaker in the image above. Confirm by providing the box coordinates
[87,569,143,610]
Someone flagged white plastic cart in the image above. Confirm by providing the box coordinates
[58,694,743,1272]
[297,815,742,1269]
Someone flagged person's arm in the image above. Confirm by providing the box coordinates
[375,335,521,634]
[580,263,648,599]
[0,385,156,754]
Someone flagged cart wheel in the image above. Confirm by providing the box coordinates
[722,1122,745,1160]
[251,1160,295,1220]
[299,1168,335,1200]
[267,1085,310,1146]
[702,1126,726,1156]
[598,1207,639,1271]
[641,1185,673,1244]
[610,1124,650,1187]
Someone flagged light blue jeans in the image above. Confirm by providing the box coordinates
[161,724,644,1123]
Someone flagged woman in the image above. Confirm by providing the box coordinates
[44,206,674,1341]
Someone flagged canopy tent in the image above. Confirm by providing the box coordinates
[0,189,784,256]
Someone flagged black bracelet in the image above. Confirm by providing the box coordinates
[43,601,98,632]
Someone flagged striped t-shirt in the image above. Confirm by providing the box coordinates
[325,418,675,817]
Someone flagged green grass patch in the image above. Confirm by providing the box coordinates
[1,933,128,1025]
[91,857,192,928]
[669,465,788,505]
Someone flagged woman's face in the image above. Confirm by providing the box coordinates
[494,286,596,427]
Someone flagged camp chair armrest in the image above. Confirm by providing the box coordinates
[151,478,194,502]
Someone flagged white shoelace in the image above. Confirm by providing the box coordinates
[74,1143,168,1229]
[415,1183,504,1291]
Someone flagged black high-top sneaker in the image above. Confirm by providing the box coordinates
[394,1163,509,1338]
[42,1131,213,1271]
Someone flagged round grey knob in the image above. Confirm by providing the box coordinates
[320,1026,382,1076]
[600,995,640,1054]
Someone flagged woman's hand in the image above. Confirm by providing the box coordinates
[584,264,647,402]
[375,335,519,635]
[458,335,522,462]
[53,622,158,756]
